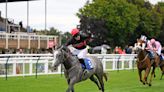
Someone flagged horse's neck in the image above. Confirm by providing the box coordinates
[63,55,78,70]
[138,50,147,60]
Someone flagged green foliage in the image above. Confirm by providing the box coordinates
[77,0,164,47]
[46,27,61,35]
[61,32,71,45]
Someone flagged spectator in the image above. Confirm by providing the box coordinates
[125,45,133,54]
[114,46,119,54]
[0,11,1,18]
[19,21,23,28]
[114,46,123,54]
[16,49,24,74]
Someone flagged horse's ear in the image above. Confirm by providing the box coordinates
[137,39,139,42]
[53,45,58,50]
[61,45,67,51]
[61,45,71,53]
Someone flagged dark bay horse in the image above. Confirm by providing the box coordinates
[134,39,160,86]
[52,46,107,92]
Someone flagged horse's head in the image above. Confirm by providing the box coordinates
[134,39,146,54]
[52,45,70,70]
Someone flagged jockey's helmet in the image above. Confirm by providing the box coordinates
[71,28,79,36]
[150,38,156,44]
[140,35,147,42]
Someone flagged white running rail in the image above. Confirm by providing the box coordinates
[0,54,137,77]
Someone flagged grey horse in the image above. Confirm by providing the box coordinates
[52,46,108,92]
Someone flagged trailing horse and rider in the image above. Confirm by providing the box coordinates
[137,35,164,64]
[134,35,164,86]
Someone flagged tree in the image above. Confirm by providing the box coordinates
[61,32,71,45]
[46,27,61,35]
[77,0,140,47]
[77,0,163,48]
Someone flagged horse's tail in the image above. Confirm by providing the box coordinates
[103,73,108,81]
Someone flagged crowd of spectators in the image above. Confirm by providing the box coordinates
[113,45,134,54]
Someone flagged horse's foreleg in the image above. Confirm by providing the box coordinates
[90,75,101,90]
[66,78,76,92]
[67,79,70,84]
[66,85,74,92]
[149,66,155,86]
[138,69,144,84]
[144,67,151,85]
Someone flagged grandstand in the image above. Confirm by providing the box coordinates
[0,15,58,51]
[0,0,59,51]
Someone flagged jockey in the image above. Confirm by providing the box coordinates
[65,28,92,71]
[145,38,163,60]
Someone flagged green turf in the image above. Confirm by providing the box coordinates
[0,68,164,92]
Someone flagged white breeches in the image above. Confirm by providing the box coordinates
[68,46,88,59]
[156,46,161,55]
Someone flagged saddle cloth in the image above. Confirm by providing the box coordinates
[81,58,93,70]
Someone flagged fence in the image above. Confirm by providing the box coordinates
[0,54,137,78]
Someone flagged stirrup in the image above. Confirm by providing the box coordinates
[83,69,89,74]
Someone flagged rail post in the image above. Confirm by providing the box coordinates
[35,56,41,79]
[117,55,121,72]
[132,57,136,72]
[5,56,10,80]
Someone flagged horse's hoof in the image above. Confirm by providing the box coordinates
[149,84,152,86]
[143,82,145,85]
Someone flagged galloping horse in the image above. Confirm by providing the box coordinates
[135,39,164,80]
[134,39,160,86]
[52,46,107,92]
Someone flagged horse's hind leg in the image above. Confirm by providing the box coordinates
[160,66,164,80]
[95,74,104,92]
[90,75,101,90]
[160,73,164,80]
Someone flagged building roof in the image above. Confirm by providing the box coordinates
[0,0,36,3]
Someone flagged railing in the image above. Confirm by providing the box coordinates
[0,32,58,49]
[0,54,137,78]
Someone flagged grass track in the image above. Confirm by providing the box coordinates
[0,68,164,92]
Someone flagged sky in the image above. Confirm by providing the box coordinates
[0,0,163,32]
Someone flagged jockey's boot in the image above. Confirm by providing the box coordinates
[160,55,164,61]
[79,59,86,68]
[83,69,89,75]
[82,69,89,79]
